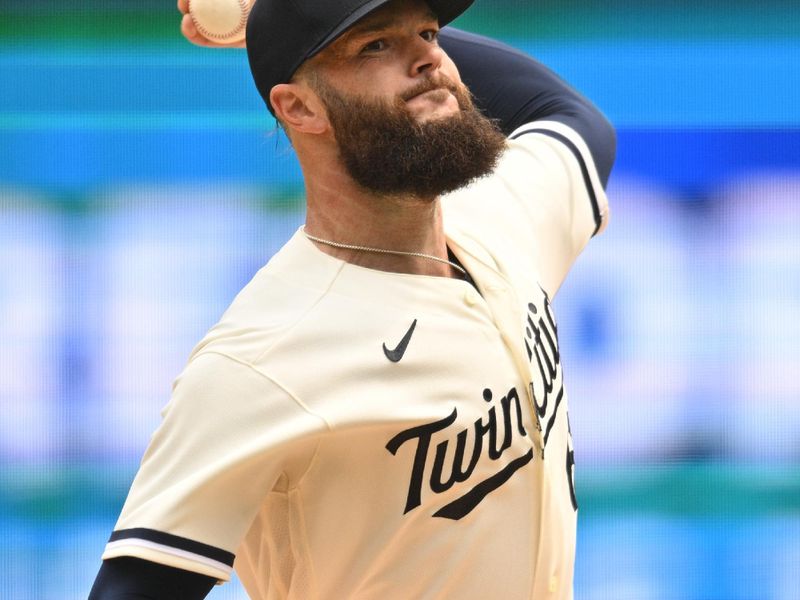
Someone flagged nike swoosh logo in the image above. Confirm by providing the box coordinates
[383,319,417,363]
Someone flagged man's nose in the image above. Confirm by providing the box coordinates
[410,37,444,76]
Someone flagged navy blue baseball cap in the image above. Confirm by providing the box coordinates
[246,0,474,114]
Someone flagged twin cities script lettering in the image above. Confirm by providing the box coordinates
[525,293,577,511]
[385,387,533,521]
[386,290,577,520]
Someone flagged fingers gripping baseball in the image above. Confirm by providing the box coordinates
[178,0,250,48]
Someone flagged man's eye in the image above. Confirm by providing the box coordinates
[420,29,439,42]
[361,39,387,53]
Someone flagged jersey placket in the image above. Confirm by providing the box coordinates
[448,233,553,598]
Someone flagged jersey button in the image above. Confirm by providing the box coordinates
[464,290,480,306]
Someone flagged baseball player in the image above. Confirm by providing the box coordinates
[89,0,614,597]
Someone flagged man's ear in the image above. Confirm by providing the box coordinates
[270,83,328,135]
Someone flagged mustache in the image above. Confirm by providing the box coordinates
[399,75,461,102]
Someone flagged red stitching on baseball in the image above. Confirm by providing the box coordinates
[189,0,248,41]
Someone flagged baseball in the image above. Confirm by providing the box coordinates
[188,0,251,44]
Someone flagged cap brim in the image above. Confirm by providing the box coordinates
[307,0,474,59]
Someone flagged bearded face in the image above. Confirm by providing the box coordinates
[311,74,507,199]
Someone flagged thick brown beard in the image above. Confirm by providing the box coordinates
[313,75,507,199]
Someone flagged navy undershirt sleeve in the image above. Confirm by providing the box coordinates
[88,557,216,600]
[439,27,616,187]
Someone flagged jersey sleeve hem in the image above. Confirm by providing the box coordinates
[101,528,234,583]
[509,120,610,236]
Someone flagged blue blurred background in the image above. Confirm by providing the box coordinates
[1,1,799,598]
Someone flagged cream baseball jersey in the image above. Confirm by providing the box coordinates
[102,120,608,599]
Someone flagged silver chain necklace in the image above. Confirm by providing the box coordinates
[302,226,467,276]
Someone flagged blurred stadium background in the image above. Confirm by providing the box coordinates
[1,1,799,598]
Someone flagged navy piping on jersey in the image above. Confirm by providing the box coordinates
[509,127,603,237]
[109,528,235,567]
